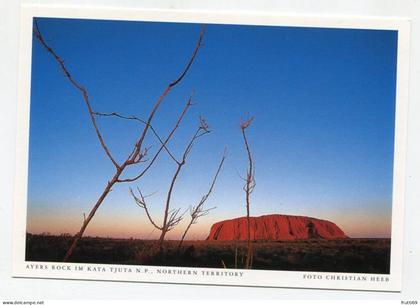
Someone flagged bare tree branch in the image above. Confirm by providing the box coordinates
[157,119,211,246]
[117,96,193,182]
[169,26,206,88]
[130,187,162,230]
[166,208,187,231]
[33,20,119,169]
[131,116,213,250]
[93,111,179,164]
[33,19,206,261]
[177,150,227,249]
[241,117,255,269]
[127,26,206,164]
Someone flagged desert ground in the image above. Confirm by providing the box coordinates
[26,233,390,274]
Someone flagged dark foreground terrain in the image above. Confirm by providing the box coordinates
[26,233,390,273]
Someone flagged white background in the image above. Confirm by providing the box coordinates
[1,0,419,301]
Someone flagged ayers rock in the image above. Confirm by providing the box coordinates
[206,214,347,241]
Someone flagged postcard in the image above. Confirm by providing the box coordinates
[13,4,410,291]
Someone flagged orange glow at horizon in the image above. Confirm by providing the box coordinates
[27,212,213,240]
[27,209,391,239]
[329,212,391,238]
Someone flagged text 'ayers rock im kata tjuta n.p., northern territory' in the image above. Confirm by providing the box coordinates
[206,214,348,241]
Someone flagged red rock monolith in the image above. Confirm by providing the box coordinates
[206,214,347,241]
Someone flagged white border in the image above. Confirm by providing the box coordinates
[13,4,411,292]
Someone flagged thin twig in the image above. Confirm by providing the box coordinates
[93,111,179,164]
[167,208,187,231]
[130,187,162,230]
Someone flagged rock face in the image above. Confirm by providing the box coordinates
[206,214,347,241]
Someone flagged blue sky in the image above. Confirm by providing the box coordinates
[27,17,398,238]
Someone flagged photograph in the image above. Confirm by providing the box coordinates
[12,6,409,291]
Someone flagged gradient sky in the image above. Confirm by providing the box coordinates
[27,17,398,239]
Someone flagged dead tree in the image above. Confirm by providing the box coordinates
[240,117,256,269]
[177,150,227,250]
[130,116,221,250]
[33,19,206,261]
